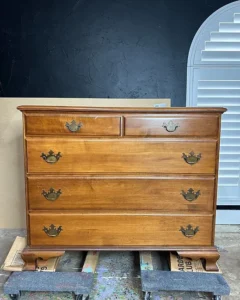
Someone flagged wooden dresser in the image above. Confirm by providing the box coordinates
[18,106,226,271]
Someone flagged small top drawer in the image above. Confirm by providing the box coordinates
[25,114,121,136]
[124,115,219,137]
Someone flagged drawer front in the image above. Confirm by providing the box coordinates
[28,177,215,212]
[125,116,219,137]
[25,114,120,136]
[29,213,213,246]
[27,139,217,174]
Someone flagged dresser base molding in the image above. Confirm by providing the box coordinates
[177,248,220,272]
[21,249,65,271]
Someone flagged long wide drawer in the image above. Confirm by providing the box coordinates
[28,176,215,212]
[29,213,213,246]
[124,115,219,137]
[25,114,121,136]
[26,139,217,174]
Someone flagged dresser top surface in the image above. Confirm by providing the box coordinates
[17,106,227,114]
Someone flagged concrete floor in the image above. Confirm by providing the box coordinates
[0,225,239,300]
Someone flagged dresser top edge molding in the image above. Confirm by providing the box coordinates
[17,106,227,114]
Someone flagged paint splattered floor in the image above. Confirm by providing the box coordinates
[0,226,239,300]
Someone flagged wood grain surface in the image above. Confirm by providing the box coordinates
[29,213,213,246]
[124,116,219,137]
[18,106,227,114]
[28,176,215,212]
[25,114,120,136]
[26,138,217,174]
[17,106,226,257]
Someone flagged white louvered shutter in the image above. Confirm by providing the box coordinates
[187,6,240,223]
[197,78,240,206]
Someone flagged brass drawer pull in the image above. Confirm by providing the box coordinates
[162,120,179,132]
[182,151,201,165]
[65,120,82,132]
[43,224,63,237]
[42,188,62,201]
[181,188,200,202]
[41,150,62,164]
[180,224,199,238]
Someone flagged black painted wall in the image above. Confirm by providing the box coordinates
[0,0,233,106]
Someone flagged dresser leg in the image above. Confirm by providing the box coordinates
[177,249,220,272]
[21,249,65,271]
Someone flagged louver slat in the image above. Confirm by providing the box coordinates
[221,122,240,131]
[220,161,240,169]
[198,81,240,89]
[221,137,240,146]
[202,51,240,61]
[218,178,239,186]
[219,22,240,32]
[210,32,240,41]
[197,97,239,105]
[234,13,240,23]
[198,88,240,97]
[205,42,240,51]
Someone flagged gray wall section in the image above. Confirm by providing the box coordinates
[0,0,233,106]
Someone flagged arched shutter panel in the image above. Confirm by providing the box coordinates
[187,3,240,223]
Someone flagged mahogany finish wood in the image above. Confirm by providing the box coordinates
[28,176,215,212]
[18,106,226,271]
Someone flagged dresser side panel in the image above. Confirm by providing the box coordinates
[22,113,30,245]
[211,115,222,245]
